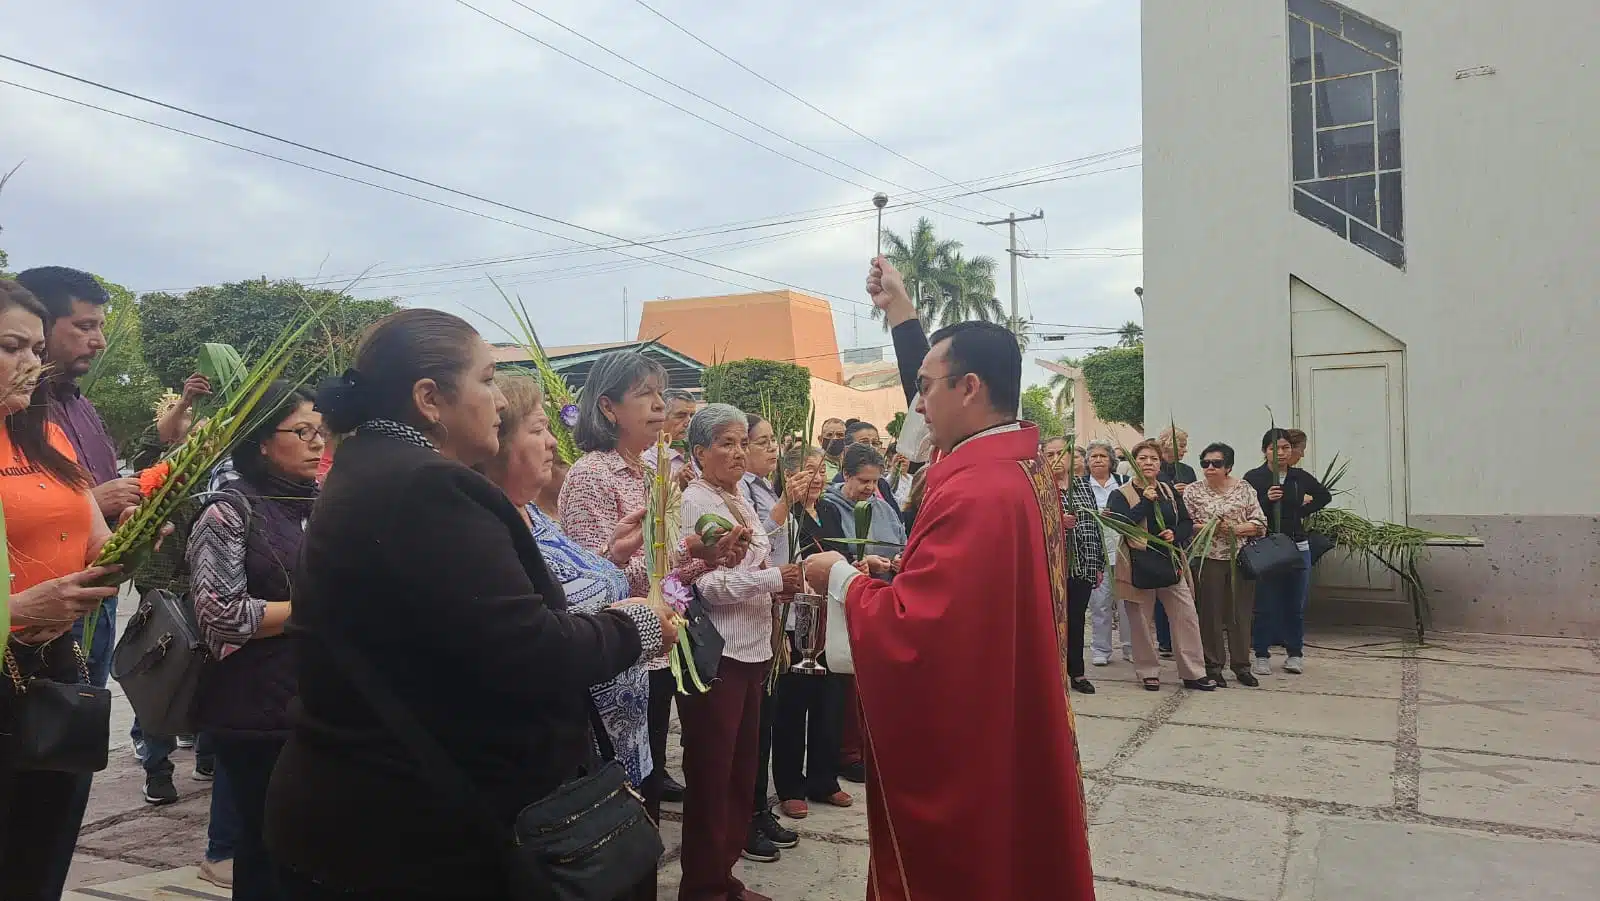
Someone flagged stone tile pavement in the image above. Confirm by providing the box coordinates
[66,629,1600,899]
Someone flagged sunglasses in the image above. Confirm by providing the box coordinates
[1200,459,1228,469]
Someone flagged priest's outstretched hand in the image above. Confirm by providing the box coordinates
[804,551,846,594]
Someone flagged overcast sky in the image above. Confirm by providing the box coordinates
[0,0,1143,385]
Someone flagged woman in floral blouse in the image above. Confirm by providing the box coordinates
[1183,442,1268,687]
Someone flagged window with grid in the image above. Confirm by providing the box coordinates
[1288,0,1404,268]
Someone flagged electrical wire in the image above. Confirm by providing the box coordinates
[472,0,1001,224]
[629,0,1026,218]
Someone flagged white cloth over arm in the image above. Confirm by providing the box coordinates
[823,560,861,675]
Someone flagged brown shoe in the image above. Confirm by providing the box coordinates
[816,790,854,808]
[778,798,809,818]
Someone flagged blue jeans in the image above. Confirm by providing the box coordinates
[1253,547,1311,658]
[128,722,240,861]
[1154,599,1172,650]
[69,594,118,688]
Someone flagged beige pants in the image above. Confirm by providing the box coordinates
[1122,576,1207,681]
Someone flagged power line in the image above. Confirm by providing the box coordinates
[456,0,995,224]
[628,0,1025,218]
[0,54,881,311]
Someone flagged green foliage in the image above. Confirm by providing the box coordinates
[1080,345,1145,431]
[140,279,399,388]
[879,217,1001,329]
[886,411,906,438]
[82,280,166,456]
[702,358,811,430]
[1020,385,1066,437]
[1117,321,1144,347]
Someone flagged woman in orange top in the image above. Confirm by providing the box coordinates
[0,279,122,901]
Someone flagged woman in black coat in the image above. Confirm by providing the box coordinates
[264,310,678,901]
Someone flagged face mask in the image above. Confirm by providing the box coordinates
[824,438,845,457]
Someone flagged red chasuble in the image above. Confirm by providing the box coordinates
[844,423,1095,901]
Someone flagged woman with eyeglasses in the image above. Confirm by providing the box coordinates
[1182,442,1268,688]
[1042,437,1105,695]
[189,380,325,899]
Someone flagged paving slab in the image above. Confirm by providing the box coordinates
[1418,748,1600,837]
[1250,651,1404,699]
[1090,784,1289,901]
[1092,883,1196,901]
[1120,723,1394,807]
[1068,675,1176,719]
[1169,687,1400,743]
[1416,632,1600,674]
[1077,715,1142,772]
[656,835,869,901]
[1281,813,1600,901]
[63,865,225,901]
[65,854,158,890]
[1416,663,1600,764]
[784,793,870,844]
[75,795,213,870]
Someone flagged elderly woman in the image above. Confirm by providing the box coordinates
[820,443,908,561]
[1106,440,1216,692]
[1183,442,1268,688]
[1042,437,1106,694]
[559,351,744,824]
[1083,439,1131,665]
[677,404,803,901]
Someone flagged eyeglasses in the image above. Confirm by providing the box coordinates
[277,425,332,444]
[1200,459,1228,469]
[857,437,883,448]
[915,372,962,396]
[750,436,777,449]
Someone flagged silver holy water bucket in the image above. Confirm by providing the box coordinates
[789,593,829,675]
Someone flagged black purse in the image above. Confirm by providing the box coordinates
[310,626,662,901]
[681,586,726,691]
[112,588,210,737]
[1238,534,1306,580]
[1127,545,1181,589]
[3,640,111,773]
[1308,532,1336,566]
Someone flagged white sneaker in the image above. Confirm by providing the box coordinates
[1284,656,1304,674]
[1091,654,1109,667]
[1251,657,1272,676]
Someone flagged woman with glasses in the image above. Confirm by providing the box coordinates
[190,381,325,899]
[1183,443,1268,688]
[829,420,902,519]
[1042,437,1105,695]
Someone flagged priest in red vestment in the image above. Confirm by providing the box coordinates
[802,258,1096,901]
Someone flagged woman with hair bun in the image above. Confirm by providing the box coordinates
[265,309,679,901]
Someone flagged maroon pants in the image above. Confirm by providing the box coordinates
[676,658,765,901]
[837,676,863,768]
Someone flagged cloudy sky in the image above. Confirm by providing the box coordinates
[0,0,1142,384]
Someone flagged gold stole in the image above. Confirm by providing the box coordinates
[1018,458,1088,789]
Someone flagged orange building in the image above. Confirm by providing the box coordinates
[636,291,844,384]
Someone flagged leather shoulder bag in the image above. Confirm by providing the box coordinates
[112,587,210,737]
[4,640,111,773]
[1118,484,1181,590]
[307,622,662,901]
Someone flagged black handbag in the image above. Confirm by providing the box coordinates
[112,588,210,737]
[1127,545,1181,590]
[1308,532,1336,566]
[1238,533,1306,580]
[309,626,663,901]
[681,586,726,691]
[3,640,111,773]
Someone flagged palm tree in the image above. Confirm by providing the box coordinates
[937,253,1002,327]
[1047,355,1080,415]
[880,217,959,326]
[1117,320,1144,347]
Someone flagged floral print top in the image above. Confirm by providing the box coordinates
[1182,477,1268,561]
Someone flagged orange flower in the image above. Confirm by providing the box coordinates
[138,461,172,497]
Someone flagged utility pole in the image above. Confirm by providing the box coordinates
[978,209,1045,333]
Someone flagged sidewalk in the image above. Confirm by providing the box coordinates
[68,628,1600,900]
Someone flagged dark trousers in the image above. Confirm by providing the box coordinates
[1,638,94,901]
[836,677,862,769]
[771,668,844,802]
[1192,560,1257,674]
[1066,576,1093,679]
[753,678,776,813]
[1253,547,1311,658]
[282,866,506,901]
[676,658,765,901]
[1154,598,1172,649]
[214,736,288,901]
[50,597,118,895]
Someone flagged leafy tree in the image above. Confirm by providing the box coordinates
[1080,345,1144,431]
[1020,385,1065,437]
[83,279,166,455]
[1117,320,1144,347]
[701,358,811,433]
[936,253,1002,327]
[140,279,400,388]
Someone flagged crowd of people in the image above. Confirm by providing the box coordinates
[0,254,1333,901]
[1045,425,1332,694]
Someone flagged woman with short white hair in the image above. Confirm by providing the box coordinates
[677,404,804,900]
[1084,439,1133,665]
